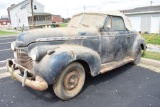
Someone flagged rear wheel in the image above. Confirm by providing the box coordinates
[53,62,85,100]
[132,47,142,65]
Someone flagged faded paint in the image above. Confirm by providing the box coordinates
[9,11,146,90]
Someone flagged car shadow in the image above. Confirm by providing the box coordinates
[82,63,134,91]
[26,63,135,102]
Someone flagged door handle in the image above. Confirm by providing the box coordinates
[127,35,131,38]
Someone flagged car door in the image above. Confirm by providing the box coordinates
[101,15,129,64]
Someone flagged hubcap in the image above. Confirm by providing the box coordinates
[64,70,80,91]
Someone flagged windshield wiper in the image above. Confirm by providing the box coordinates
[71,26,78,28]
[81,23,89,27]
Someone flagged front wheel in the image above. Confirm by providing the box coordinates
[132,47,142,65]
[53,62,85,100]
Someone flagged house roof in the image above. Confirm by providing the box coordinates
[122,5,160,14]
[28,12,52,16]
[127,5,160,13]
[8,0,30,10]
[0,19,11,21]
[1,15,9,20]
[52,15,61,17]
[33,12,52,16]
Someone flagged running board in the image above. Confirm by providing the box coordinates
[100,57,134,74]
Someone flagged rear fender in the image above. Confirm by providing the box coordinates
[131,35,146,59]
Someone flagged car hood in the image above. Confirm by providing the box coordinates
[16,27,99,47]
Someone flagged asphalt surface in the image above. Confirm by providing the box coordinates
[1,64,160,107]
[0,36,16,61]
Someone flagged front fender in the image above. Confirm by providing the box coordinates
[34,45,101,85]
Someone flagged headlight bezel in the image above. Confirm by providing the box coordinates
[30,53,37,61]
[28,46,57,61]
[29,49,39,61]
[11,42,16,51]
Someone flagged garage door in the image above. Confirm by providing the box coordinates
[128,16,141,32]
[150,16,160,33]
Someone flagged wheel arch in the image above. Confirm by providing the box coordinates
[131,36,146,59]
[140,44,145,50]
[73,60,91,74]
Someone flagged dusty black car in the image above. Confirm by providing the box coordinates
[7,11,146,100]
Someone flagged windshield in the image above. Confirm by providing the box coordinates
[68,13,106,28]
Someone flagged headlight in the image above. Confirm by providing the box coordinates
[29,46,54,61]
[30,53,37,61]
[11,42,16,51]
[29,49,39,61]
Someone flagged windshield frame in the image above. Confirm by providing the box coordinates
[68,13,106,28]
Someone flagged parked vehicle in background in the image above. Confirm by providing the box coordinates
[7,11,146,100]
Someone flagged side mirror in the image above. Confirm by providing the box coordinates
[106,25,111,30]
[96,23,104,31]
[96,23,103,29]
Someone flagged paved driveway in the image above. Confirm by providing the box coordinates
[0,36,16,61]
[0,64,160,107]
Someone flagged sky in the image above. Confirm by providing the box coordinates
[0,0,160,18]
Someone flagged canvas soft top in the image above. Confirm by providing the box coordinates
[73,11,134,31]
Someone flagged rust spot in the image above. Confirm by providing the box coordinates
[70,51,76,59]
[100,57,134,73]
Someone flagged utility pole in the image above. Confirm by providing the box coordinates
[84,5,86,12]
[31,0,34,29]
[150,1,153,6]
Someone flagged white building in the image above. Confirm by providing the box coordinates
[122,5,160,34]
[8,0,52,29]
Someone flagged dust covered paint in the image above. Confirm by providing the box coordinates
[7,11,146,99]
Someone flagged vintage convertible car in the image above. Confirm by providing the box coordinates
[7,11,146,100]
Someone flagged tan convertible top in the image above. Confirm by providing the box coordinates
[73,11,134,31]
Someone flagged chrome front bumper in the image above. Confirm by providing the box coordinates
[6,59,48,91]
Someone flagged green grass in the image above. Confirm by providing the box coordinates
[141,34,160,45]
[0,30,18,36]
[59,23,68,27]
[142,51,160,61]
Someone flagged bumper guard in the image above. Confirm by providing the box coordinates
[6,59,48,91]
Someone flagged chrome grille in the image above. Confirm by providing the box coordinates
[16,50,33,71]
